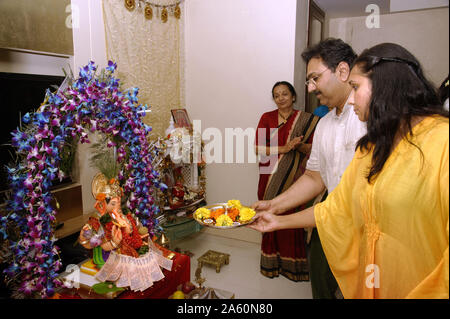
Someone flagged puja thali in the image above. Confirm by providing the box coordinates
[193,200,257,229]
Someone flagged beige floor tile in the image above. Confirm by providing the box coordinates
[172,231,312,299]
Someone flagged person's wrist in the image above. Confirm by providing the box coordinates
[269,199,282,215]
[276,215,288,230]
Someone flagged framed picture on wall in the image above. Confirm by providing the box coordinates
[171,108,192,130]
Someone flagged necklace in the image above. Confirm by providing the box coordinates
[278,109,293,125]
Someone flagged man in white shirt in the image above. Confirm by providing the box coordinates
[252,38,366,299]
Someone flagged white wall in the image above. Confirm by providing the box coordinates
[71,0,107,214]
[327,7,449,86]
[185,0,303,243]
[71,0,107,72]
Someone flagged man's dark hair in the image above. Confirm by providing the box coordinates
[301,38,357,71]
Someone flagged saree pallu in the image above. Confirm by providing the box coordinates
[256,110,319,282]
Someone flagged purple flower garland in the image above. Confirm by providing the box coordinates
[0,61,166,298]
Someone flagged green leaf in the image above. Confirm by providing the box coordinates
[137,245,149,256]
[92,282,125,295]
[99,214,112,225]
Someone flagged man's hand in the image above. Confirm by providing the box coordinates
[251,200,278,215]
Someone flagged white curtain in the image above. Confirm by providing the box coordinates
[103,0,185,138]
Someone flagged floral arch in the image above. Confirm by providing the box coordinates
[0,61,165,298]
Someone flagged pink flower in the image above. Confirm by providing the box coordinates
[57,170,65,182]
[27,146,40,161]
[27,161,37,171]
[107,140,116,148]
[90,119,98,131]
[24,175,34,190]
[20,280,37,296]
[50,118,60,127]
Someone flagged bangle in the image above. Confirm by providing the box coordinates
[110,240,118,248]
[79,239,89,245]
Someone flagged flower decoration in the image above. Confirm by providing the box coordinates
[0,60,166,298]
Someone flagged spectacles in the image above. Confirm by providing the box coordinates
[305,68,329,87]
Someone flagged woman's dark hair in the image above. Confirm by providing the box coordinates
[301,38,357,71]
[438,74,449,105]
[272,81,297,100]
[353,43,449,183]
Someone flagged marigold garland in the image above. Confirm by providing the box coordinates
[0,61,167,298]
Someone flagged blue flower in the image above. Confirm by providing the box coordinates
[33,112,50,128]
[22,113,32,124]
[106,61,117,72]
[3,60,169,299]
[47,90,63,106]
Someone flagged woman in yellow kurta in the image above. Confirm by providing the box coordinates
[249,43,449,299]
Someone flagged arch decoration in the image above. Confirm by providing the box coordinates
[0,61,166,298]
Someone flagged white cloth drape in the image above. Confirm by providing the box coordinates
[103,0,185,138]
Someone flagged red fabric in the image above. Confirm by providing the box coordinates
[256,109,297,200]
[57,244,190,299]
[103,215,143,257]
[256,109,308,263]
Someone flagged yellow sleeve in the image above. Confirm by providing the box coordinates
[440,135,449,227]
[406,229,449,299]
[406,137,449,299]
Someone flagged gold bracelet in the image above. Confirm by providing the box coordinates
[110,240,118,248]
[79,239,89,245]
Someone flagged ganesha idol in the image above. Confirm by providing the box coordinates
[78,173,149,263]
[77,173,172,291]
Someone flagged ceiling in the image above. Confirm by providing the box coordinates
[314,0,448,18]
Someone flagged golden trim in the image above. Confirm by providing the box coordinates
[174,4,181,19]
[144,4,153,19]
[161,8,168,23]
[124,0,135,11]
[124,0,183,21]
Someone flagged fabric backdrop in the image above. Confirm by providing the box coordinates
[103,0,185,138]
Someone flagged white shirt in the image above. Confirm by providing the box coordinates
[306,101,367,193]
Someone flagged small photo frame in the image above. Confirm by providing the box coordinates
[171,108,192,130]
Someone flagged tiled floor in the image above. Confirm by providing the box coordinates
[171,231,313,299]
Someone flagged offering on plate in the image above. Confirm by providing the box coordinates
[193,200,256,228]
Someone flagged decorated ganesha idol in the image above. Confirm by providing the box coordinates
[78,173,148,264]
[78,173,172,291]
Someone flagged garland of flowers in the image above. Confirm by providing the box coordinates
[0,61,166,298]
